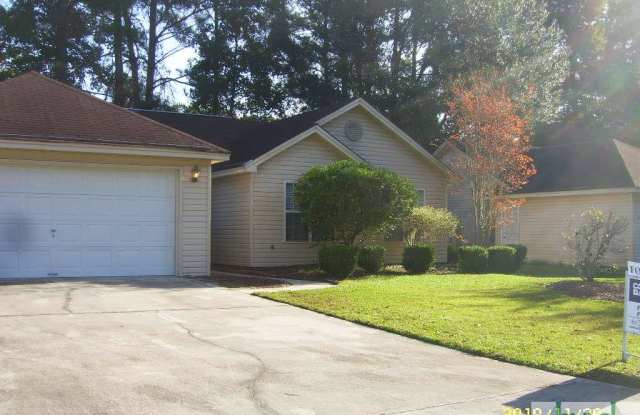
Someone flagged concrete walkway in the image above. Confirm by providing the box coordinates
[0,276,638,414]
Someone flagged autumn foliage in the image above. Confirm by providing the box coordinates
[448,73,536,245]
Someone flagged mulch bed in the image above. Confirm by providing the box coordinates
[208,273,290,288]
[548,280,624,302]
[213,264,454,282]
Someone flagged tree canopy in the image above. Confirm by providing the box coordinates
[0,0,638,148]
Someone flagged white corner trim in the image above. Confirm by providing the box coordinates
[212,126,365,178]
[504,187,640,199]
[0,138,230,161]
[315,98,453,176]
[248,126,365,168]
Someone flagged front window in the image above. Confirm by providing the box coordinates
[285,182,309,241]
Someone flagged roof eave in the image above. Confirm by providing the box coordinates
[0,136,230,161]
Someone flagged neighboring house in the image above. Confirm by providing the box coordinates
[497,139,640,265]
[434,140,479,244]
[137,99,452,267]
[0,72,229,278]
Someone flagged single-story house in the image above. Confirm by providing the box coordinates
[0,72,229,278]
[137,99,453,267]
[437,138,640,265]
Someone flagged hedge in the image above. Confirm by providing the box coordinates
[458,245,489,273]
[358,245,386,274]
[487,245,517,273]
[402,245,434,274]
[318,244,358,278]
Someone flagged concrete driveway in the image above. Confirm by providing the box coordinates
[0,277,638,415]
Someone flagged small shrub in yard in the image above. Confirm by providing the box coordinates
[358,245,386,274]
[402,244,434,274]
[508,244,527,271]
[487,245,517,273]
[458,245,488,273]
[447,244,459,264]
[318,244,358,278]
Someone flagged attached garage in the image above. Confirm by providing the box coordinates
[0,72,229,278]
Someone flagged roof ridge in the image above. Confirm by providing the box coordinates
[133,108,245,121]
[12,72,229,154]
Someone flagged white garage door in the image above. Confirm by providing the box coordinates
[0,163,176,278]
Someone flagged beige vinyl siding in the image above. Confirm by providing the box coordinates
[437,145,477,244]
[0,147,213,276]
[252,134,347,266]
[178,162,211,276]
[323,107,448,262]
[211,173,252,266]
[499,192,634,265]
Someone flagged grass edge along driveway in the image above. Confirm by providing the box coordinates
[256,273,640,388]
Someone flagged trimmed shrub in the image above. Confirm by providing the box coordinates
[508,244,527,271]
[402,244,434,274]
[358,245,386,274]
[447,244,459,265]
[458,245,488,273]
[318,244,358,278]
[487,245,517,273]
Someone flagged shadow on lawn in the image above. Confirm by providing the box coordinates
[461,286,623,332]
[504,365,640,410]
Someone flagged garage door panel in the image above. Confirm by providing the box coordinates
[25,195,53,219]
[23,224,52,243]
[0,194,24,216]
[85,224,113,243]
[20,250,49,270]
[52,249,82,269]
[0,251,19,273]
[0,164,177,278]
[141,224,174,243]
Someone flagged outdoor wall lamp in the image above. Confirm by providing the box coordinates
[191,166,201,182]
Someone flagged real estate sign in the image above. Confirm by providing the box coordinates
[623,262,640,361]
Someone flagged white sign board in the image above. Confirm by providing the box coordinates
[623,262,640,361]
[625,262,640,335]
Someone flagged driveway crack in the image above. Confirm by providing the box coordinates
[62,288,77,314]
[157,312,278,415]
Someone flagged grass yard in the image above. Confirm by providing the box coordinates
[257,272,640,388]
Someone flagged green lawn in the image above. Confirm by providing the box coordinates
[257,272,640,388]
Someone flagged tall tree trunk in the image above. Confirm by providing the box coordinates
[52,0,71,82]
[112,1,126,106]
[144,0,158,107]
[390,3,402,96]
[124,5,141,107]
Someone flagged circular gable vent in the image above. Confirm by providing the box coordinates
[344,120,363,141]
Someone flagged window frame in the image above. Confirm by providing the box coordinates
[416,188,426,207]
[283,181,310,242]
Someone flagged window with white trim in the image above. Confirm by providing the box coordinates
[285,182,309,241]
[416,189,426,206]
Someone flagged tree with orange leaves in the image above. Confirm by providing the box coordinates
[447,72,536,245]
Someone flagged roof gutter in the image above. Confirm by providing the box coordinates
[504,187,640,199]
[0,137,230,161]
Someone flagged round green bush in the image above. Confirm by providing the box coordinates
[447,244,459,265]
[402,244,434,274]
[358,245,386,274]
[458,245,488,273]
[487,245,517,273]
[507,244,527,271]
[318,244,358,278]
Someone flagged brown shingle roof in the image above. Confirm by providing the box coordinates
[0,72,229,154]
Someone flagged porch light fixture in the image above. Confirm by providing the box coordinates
[191,166,201,182]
